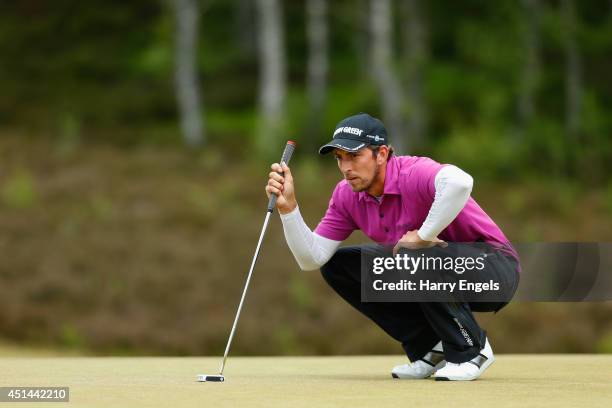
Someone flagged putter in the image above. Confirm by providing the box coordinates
[197,140,296,383]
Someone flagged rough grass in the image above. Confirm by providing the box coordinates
[0,137,611,355]
[0,355,610,408]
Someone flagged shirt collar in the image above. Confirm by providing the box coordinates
[358,155,401,202]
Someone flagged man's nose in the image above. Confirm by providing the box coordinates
[339,160,352,173]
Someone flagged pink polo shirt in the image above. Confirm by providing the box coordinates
[314,155,519,264]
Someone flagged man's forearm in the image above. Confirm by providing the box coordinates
[417,165,473,241]
[280,206,340,271]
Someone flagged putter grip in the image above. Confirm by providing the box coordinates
[267,141,296,213]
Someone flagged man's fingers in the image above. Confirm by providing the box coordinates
[265,185,282,197]
[393,236,447,256]
[281,162,293,182]
[269,171,284,183]
[431,237,448,248]
[270,163,283,173]
[268,179,284,191]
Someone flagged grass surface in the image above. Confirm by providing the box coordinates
[0,355,610,407]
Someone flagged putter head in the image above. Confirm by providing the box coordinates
[197,374,225,382]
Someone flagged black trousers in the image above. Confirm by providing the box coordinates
[320,245,520,363]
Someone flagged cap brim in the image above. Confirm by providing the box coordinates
[318,138,368,155]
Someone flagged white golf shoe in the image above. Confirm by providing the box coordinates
[391,341,445,379]
[433,337,495,381]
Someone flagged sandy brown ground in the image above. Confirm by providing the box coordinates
[0,355,610,407]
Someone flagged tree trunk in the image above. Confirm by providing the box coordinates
[234,0,256,56]
[172,0,204,147]
[518,0,541,133]
[399,0,427,150]
[561,0,582,139]
[369,0,406,154]
[256,0,286,154]
[306,0,328,146]
[353,0,371,78]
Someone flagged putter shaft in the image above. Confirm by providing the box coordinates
[219,211,272,375]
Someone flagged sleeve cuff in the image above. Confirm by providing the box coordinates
[417,228,436,242]
[279,205,300,221]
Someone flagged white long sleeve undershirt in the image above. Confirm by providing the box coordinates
[279,206,340,271]
[417,165,473,241]
[280,165,473,271]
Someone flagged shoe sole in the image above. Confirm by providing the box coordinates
[391,372,432,380]
[434,356,495,381]
[391,361,445,380]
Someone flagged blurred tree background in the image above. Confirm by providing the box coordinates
[0,0,611,356]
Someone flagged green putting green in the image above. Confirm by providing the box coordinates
[1,355,610,407]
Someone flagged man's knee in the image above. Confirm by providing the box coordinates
[320,246,360,282]
[320,260,334,282]
[320,248,344,281]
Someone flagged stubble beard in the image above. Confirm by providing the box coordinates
[350,163,380,193]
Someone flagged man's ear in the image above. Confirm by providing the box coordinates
[378,146,389,164]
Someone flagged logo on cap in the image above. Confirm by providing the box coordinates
[334,127,363,137]
[366,134,383,142]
